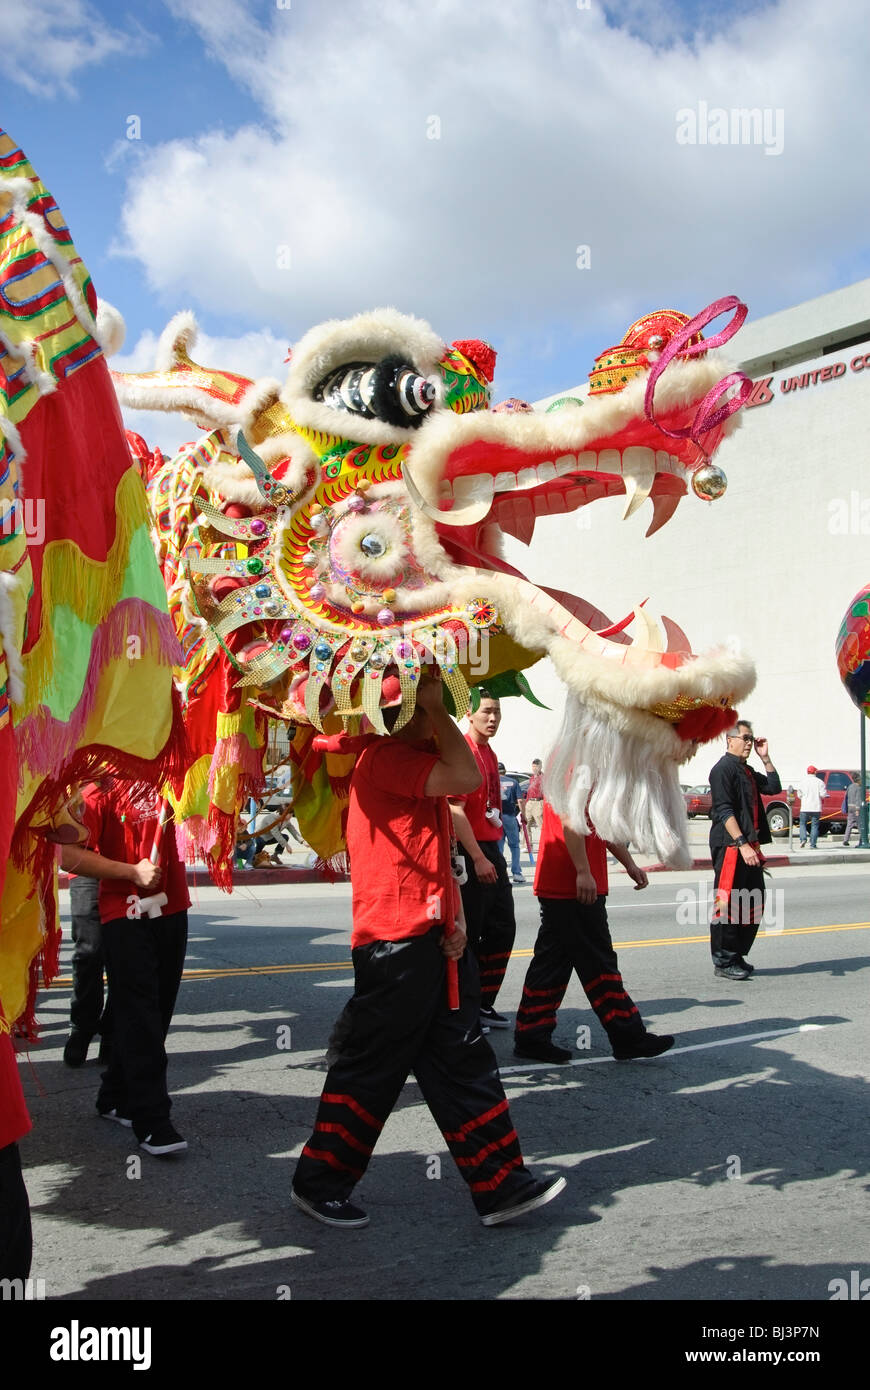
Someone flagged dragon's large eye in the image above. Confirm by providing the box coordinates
[360,533,386,558]
[330,507,408,583]
[315,353,436,429]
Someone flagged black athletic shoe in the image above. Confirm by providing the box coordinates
[97,1105,133,1128]
[715,964,751,981]
[291,1189,370,1228]
[513,1039,573,1064]
[479,1006,510,1030]
[63,1030,92,1067]
[613,1032,675,1061]
[139,1123,188,1155]
[479,1175,566,1226]
[737,958,755,974]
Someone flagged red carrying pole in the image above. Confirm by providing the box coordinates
[447,958,459,1010]
[149,797,172,864]
[521,816,536,865]
[447,893,468,1011]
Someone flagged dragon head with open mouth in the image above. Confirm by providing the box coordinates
[115,298,754,872]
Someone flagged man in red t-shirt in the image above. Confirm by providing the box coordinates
[60,779,190,1155]
[292,676,565,1229]
[513,801,675,1063]
[522,758,544,840]
[449,693,517,1029]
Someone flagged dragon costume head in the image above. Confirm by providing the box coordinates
[115,298,755,873]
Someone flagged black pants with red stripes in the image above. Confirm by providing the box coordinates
[709,844,765,967]
[514,897,646,1053]
[293,927,538,1217]
[459,841,516,1010]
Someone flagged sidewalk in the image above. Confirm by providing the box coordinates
[57,827,870,891]
[622,822,870,874]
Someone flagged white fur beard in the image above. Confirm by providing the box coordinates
[544,694,691,869]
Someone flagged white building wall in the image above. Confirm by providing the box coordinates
[494,308,870,790]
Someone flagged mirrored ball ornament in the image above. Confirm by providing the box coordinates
[691,463,727,500]
[360,533,386,558]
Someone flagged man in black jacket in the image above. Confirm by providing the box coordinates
[708,725,781,980]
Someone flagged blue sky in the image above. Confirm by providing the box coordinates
[3,0,869,454]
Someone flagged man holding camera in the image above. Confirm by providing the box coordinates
[708,722,781,980]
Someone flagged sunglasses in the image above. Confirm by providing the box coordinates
[729,733,753,741]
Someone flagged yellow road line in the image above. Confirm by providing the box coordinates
[44,920,870,988]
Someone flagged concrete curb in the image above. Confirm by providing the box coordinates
[58,865,348,891]
[638,851,870,873]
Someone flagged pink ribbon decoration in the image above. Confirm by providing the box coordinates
[643,295,753,445]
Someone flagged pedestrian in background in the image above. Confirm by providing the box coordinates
[522,759,544,844]
[497,762,526,885]
[842,773,863,846]
[799,765,826,849]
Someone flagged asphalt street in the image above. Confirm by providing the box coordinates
[18,857,870,1303]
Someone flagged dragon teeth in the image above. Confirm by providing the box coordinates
[621,447,656,519]
[631,604,664,652]
[646,492,681,537]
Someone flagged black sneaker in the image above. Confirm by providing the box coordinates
[737,958,755,974]
[97,1105,133,1128]
[513,1039,573,1064]
[715,964,751,981]
[613,1032,675,1061]
[291,1189,370,1228]
[480,1006,510,1030]
[479,1175,566,1227]
[139,1123,188,1155]
[63,1030,92,1068]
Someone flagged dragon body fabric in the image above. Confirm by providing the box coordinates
[115,301,756,881]
[0,131,185,1032]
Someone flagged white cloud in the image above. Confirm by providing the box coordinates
[112,323,290,458]
[0,0,149,95]
[113,0,869,385]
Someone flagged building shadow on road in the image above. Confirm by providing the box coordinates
[23,906,870,1301]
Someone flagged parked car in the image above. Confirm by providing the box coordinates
[684,784,712,818]
[762,769,869,837]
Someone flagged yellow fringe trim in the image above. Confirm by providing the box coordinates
[211,764,242,815]
[215,707,263,744]
[0,857,54,1035]
[168,753,211,825]
[20,467,153,717]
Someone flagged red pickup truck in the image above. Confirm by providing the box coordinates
[762,769,864,838]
